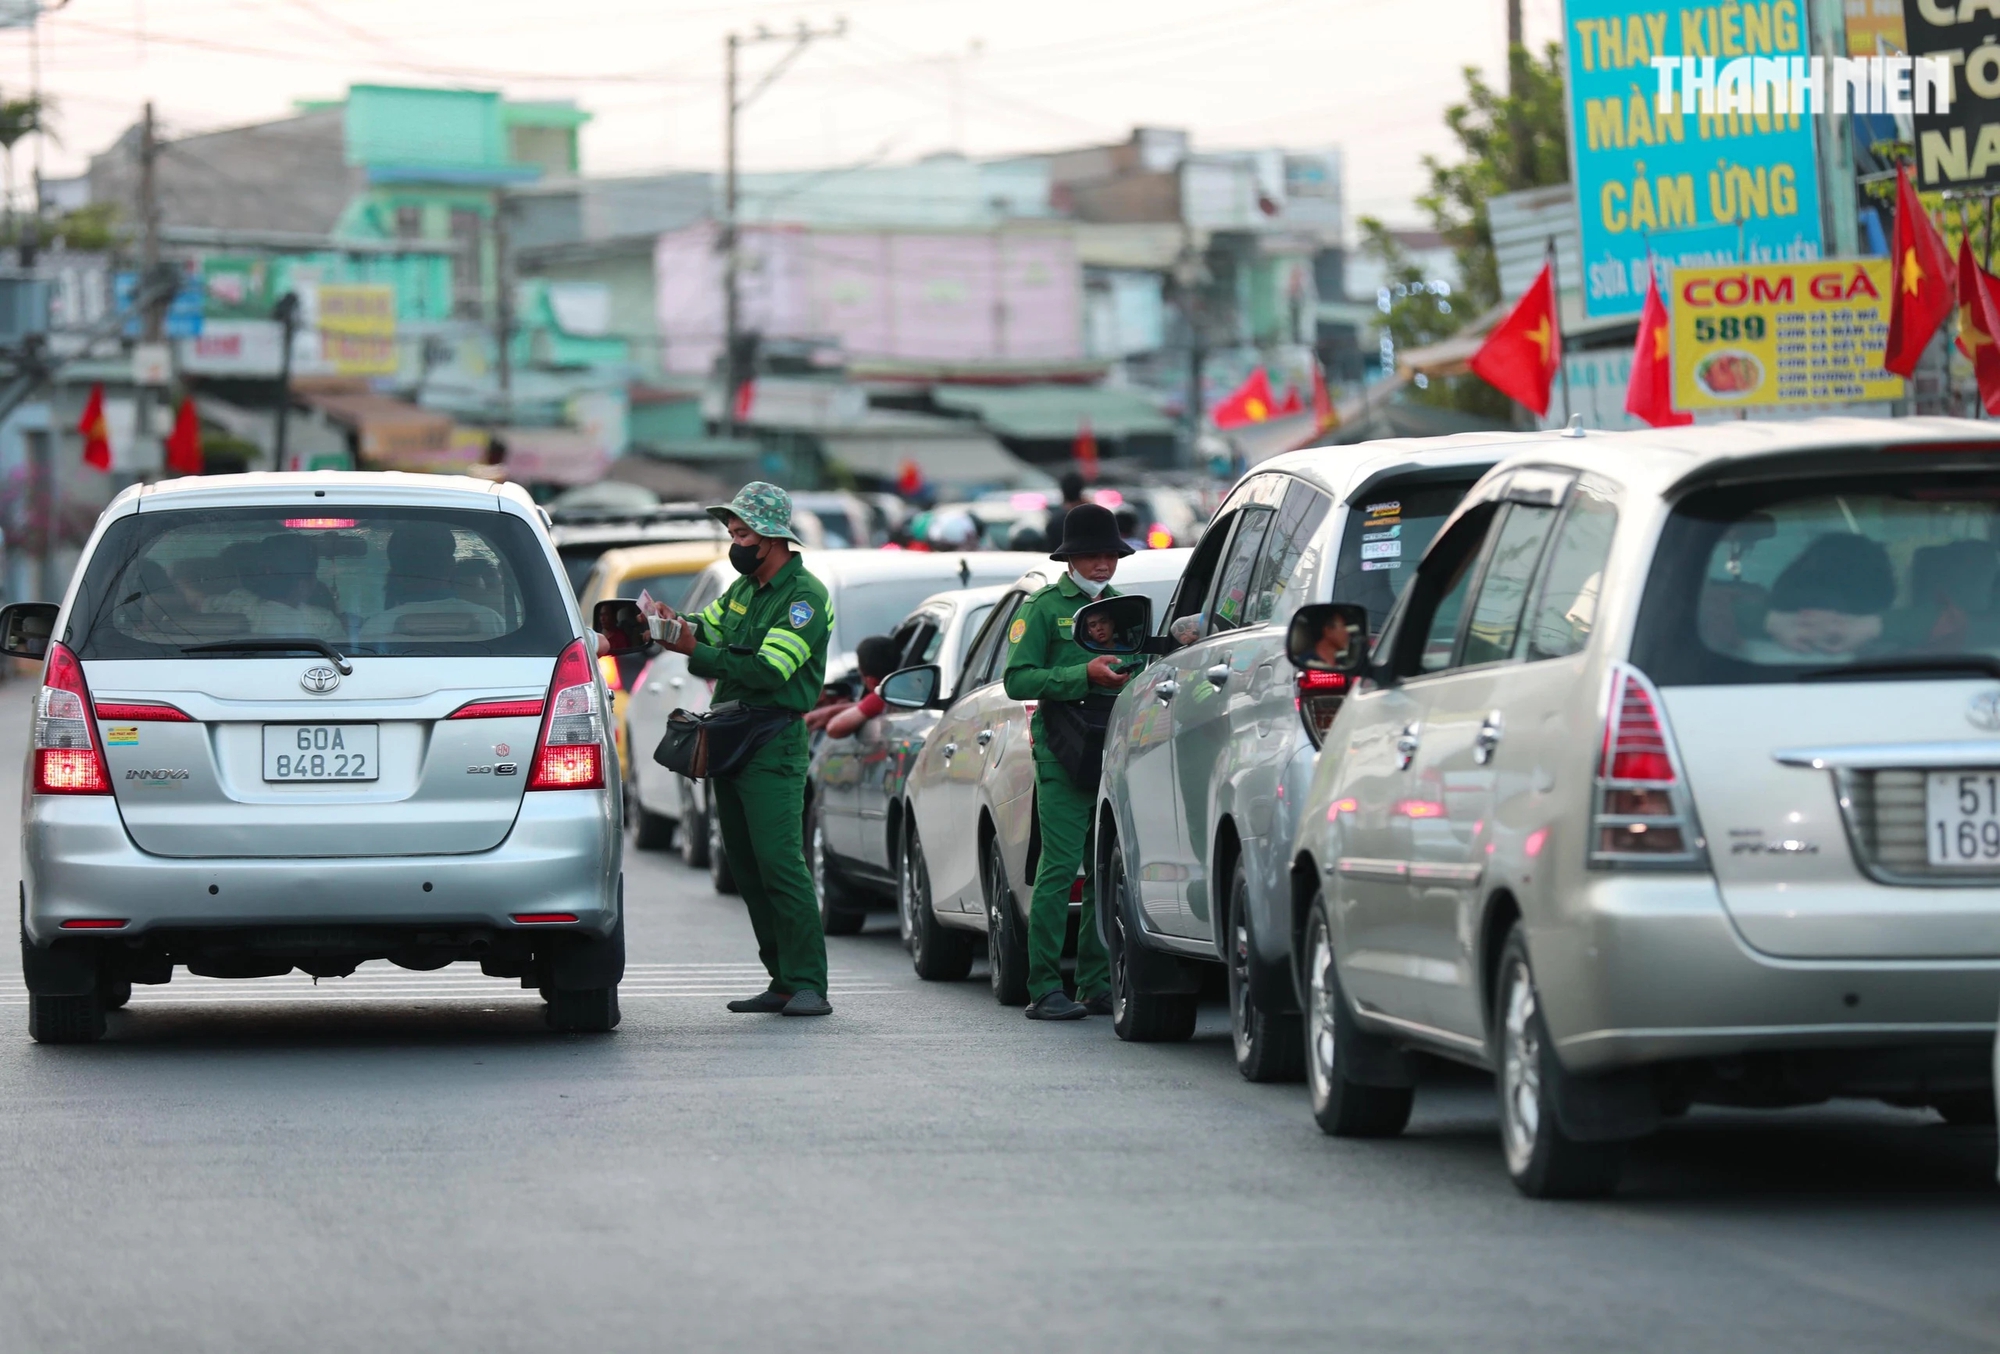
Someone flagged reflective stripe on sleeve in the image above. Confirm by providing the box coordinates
[758,628,811,677]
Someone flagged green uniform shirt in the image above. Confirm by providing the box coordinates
[1003,572,1123,759]
[687,553,833,713]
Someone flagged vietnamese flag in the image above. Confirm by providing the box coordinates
[1885,164,1954,378]
[1309,358,1336,431]
[1273,384,1304,417]
[1469,262,1560,416]
[166,396,204,475]
[1954,238,2000,415]
[1624,270,1692,428]
[1211,367,1275,428]
[77,384,111,472]
[1074,416,1099,481]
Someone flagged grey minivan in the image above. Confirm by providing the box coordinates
[1084,439,1500,1069]
[11,473,623,1043]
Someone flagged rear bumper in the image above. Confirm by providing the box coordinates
[22,789,620,945]
[1537,874,2000,1076]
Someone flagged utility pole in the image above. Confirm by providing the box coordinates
[721,18,846,436]
[494,191,513,416]
[134,100,163,480]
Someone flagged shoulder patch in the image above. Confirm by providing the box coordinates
[788,599,814,628]
[1008,617,1027,644]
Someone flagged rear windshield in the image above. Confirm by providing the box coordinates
[618,571,702,614]
[1634,473,2000,686]
[68,506,574,660]
[1330,478,1481,634]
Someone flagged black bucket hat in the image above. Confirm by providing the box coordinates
[1049,502,1134,560]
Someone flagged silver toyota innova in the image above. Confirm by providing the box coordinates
[1287,419,2000,1197]
[10,473,623,1043]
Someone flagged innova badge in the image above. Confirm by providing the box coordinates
[1969,690,2000,732]
[300,665,342,694]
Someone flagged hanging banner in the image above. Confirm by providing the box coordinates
[316,283,397,376]
[1669,259,1903,410]
[1564,0,1825,321]
[1902,0,2000,190]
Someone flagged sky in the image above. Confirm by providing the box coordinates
[0,0,1567,229]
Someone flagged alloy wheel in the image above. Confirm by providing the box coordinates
[1229,916,1254,1065]
[1498,957,1542,1178]
[1109,851,1132,1027]
[1307,922,1337,1102]
[898,835,919,951]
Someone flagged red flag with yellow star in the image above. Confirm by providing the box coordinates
[1624,269,1691,428]
[1469,262,1560,416]
[77,383,111,472]
[1954,237,2000,415]
[1211,367,1276,429]
[1885,164,1954,378]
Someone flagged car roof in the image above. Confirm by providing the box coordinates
[1252,434,1524,503]
[911,582,1012,615]
[794,549,1047,583]
[590,541,730,582]
[1465,415,2000,500]
[127,471,539,516]
[1007,546,1193,593]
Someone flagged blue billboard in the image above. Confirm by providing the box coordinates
[1564,0,1824,319]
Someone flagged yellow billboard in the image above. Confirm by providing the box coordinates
[1669,260,1903,411]
[317,283,397,376]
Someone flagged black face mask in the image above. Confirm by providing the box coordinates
[728,541,765,575]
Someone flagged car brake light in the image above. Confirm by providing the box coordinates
[1591,664,1704,866]
[93,701,192,722]
[597,653,625,693]
[1146,524,1174,549]
[1295,668,1348,746]
[60,919,127,929]
[447,697,546,720]
[528,638,605,790]
[511,912,578,924]
[35,643,111,795]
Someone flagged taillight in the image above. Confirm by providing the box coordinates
[447,697,545,720]
[1590,664,1704,867]
[596,653,625,693]
[35,643,111,795]
[93,701,192,722]
[1296,668,1348,746]
[528,638,605,790]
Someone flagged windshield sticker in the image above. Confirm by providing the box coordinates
[788,600,814,628]
[1360,540,1402,560]
[1361,560,1402,572]
[1363,524,1401,541]
[1366,501,1401,518]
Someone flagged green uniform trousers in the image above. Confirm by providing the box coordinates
[1026,759,1111,1003]
[711,720,829,997]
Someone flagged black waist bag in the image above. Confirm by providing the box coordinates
[1038,691,1117,792]
[654,701,797,780]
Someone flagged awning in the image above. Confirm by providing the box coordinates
[297,388,454,469]
[497,426,610,487]
[932,383,1175,441]
[817,411,1046,490]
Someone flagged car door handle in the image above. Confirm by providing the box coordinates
[646,683,663,692]
[1156,680,1178,701]
[976,730,993,746]
[1473,711,1504,765]
[1205,664,1232,686]
[669,677,683,688]
[1394,721,1421,770]
[943,742,958,758]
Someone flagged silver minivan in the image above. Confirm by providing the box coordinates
[11,473,623,1043]
[1288,419,2000,1196]
[1085,440,1499,1069]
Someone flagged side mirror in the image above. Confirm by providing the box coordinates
[591,598,651,656]
[0,601,58,660]
[1074,594,1171,656]
[1286,602,1369,675]
[879,663,942,710]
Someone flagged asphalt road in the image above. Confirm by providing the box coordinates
[1,675,1997,1354]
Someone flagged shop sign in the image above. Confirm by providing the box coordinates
[1670,259,1903,409]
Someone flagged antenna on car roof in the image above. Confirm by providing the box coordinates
[1562,414,1587,439]
[958,557,971,587]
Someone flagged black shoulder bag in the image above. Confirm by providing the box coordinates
[1037,690,1118,792]
[654,701,798,780]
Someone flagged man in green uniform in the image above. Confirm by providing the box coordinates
[654,482,833,1017]
[1002,503,1133,1021]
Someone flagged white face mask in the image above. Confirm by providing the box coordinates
[1069,568,1108,598]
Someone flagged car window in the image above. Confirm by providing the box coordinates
[1386,503,1501,678]
[1329,476,1483,638]
[1207,507,1276,633]
[1246,480,1333,627]
[1167,508,1236,625]
[958,591,1021,694]
[619,570,704,614]
[70,506,572,659]
[833,580,972,655]
[1526,484,1618,661]
[957,603,994,668]
[1459,504,1559,668]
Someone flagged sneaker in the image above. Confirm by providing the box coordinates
[781,989,833,1017]
[1025,989,1088,1021]
[726,989,790,1013]
[1081,991,1114,1017]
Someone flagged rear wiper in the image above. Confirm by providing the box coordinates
[1797,655,2000,683]
[180,637,353,674]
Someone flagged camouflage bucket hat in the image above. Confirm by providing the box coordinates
[707,481,800,543]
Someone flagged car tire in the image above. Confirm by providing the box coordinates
[679,780,711,869]
[101,977,132,1011]
[983,835,1030,1006]
[1303,895,1412,1136]
[630,793,675,851]
[708,805,737,895]
[545,985,621,1032]
[1226,860,1303,1083]
[28,992,105,1044]
[1106,839,1197,1043]
[811,800,867,936]
[904,823,974,981]
[1494,923,1624,1199]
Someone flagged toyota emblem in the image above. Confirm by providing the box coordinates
[1969,689,2000,732]
[300,665,342,694]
